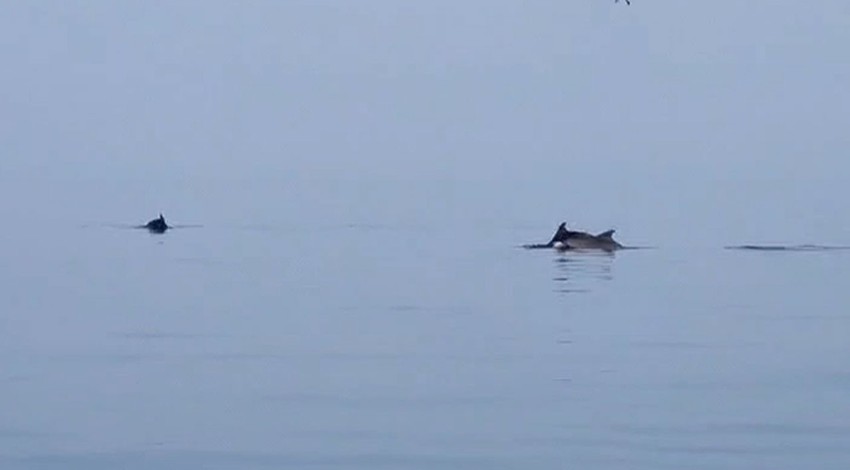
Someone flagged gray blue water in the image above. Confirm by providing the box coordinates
[2,178,849,469]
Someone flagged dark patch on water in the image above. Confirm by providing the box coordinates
[555,288,591,294]
[630,340,715,350]
[388,304,421,312]
[726,245,850,252]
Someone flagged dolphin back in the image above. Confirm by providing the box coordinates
[595,230,616,239]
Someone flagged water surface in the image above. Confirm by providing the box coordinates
[2,215,849,469]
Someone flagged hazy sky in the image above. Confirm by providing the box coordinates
[1,1,848,242]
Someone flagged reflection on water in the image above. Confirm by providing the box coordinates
[552,251,615,294]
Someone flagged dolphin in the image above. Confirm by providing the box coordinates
[559,227,623,251]
[524,222,623,251]
[142,213,169,233]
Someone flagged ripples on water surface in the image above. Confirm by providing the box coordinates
[2,224,850,470]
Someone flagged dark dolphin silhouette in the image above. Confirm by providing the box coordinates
[615,0,631,5]
[524,222,623,251]
[124,214,200,233]
[142,213,169,233]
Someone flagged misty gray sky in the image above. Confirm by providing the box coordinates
[1,1,848,242]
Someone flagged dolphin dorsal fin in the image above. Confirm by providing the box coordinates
[546,222,569,246]
[596,229,615,239]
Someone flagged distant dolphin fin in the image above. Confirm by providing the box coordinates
[596,230,616,239]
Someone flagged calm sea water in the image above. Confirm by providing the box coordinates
[2,179,849,470]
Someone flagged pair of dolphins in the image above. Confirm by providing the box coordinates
[139,214,623,251]
[138,215,848,252]
[525,222,624,252]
